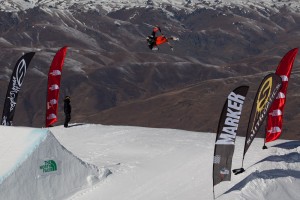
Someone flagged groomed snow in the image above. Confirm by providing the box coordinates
[0,124,299,199]
[44,123,300,200]
[0,126,109,200]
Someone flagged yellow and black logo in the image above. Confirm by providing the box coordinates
[249,76,273,133]
[256,76,272,112]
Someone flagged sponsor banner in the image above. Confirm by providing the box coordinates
[45,46,68,127]
[243,73,282,155]
[1,52,35,126]
[213,86,249,186]
[265,48,298,143]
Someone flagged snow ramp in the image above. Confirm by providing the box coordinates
[0,126,110,200]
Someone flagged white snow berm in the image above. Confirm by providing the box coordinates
[0,126,110,200]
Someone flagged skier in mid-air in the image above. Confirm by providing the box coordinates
[146,25,178,51]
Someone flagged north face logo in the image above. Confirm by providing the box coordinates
[47,113,56,120]
[40,160,57,173]
[50,70,61,76]
[49,84,59,91]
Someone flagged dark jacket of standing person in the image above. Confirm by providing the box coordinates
[64,96,71,128]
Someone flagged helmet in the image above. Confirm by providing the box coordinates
[153,27,159,33]
[64,96,70,100]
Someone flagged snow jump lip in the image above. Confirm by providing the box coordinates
[0,126,110,200]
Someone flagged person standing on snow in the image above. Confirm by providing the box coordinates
[64,96,71,128]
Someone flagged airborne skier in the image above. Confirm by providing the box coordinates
[146,26,178,51]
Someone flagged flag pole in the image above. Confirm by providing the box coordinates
[262,117,268,149]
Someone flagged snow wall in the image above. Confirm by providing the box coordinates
[0,126,110,200]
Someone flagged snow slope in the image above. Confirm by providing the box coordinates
[0,124,299,199]
[1,0,300,13]
[0,126,110,200]
[47,124,300,200]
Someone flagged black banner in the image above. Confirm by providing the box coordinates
[1,52,35,126]
[213,86,249,186]
[243,73,282,156]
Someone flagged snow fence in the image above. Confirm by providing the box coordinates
[0,126,110,200]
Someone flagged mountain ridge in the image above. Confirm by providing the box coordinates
[0,2,299,140]
[1,0,300,14]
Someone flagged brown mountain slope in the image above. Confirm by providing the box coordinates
[79,72,300,141]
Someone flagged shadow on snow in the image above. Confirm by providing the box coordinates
[224,169,300,194]
[271,141,300,150]
[226,148,300,194]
